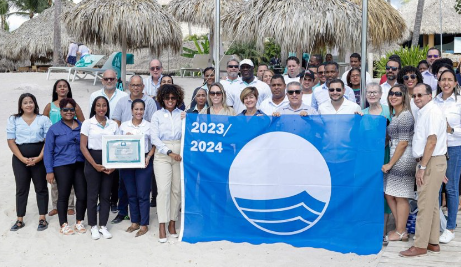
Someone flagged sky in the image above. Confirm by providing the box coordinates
[7,0,403,32]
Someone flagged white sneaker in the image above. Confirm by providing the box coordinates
[439,229,455,243]
[91,226,100,240]
[74,222,87,234]
[60,223,74,235]
[99,226,112,239]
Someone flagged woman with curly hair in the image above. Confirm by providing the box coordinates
[397,66,423,119]
[151,84,185,243]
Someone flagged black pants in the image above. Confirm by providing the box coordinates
[110,170,119,205]
[85,150,114,226]
[151,171,158,201]
[12,142,48,217]
[55,162,86,226]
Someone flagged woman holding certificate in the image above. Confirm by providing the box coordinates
[80,96,119,240]
[119,99,155,237]
[151,84,184,243]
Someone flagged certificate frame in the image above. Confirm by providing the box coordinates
[102,135,145,169]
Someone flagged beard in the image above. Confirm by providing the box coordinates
[386,73,396,80]
[228,72,238,79]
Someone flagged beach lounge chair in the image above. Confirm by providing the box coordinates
[46,55,105,81]
[180,54,211,77]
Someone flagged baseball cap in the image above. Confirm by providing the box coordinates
[300,70,315,80]
[239,59,254,68]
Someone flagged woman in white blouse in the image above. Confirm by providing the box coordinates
[80,96,119,240]
[151,84,184,243]
[119,99,155,237]
[433,69,461,244]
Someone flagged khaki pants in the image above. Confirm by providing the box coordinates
[414,155,447,248]
[154,140,181,224]
[51,180,75,210]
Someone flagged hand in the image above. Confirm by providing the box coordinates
[20,156,30,165]
[26,157,41,166]
[181,111,186,120]
[272,112,281,117]
[381,163,392,173]
[46,173,55,184]
[354,111,364,116]
[145,156,152,168]
[299,111,308,117]
[443,176,449,184]
[416,169,425,186]
[126,132,133,135]
[447,122,453,134]
[93,164,105,172]
[103,168,115,175]
[169,152,182,162]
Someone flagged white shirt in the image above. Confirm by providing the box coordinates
[150,108,182,155]
[119,119,153,151]
[318,98,362,115]
[283,75,300,84]
[422,70,438,93]
[80,116,119,150]
[226,78,272,113]
[410,98,419,122]
[433,93,461,147]
[302,93,313,106]
[380,81,398,106]
[276,103,318,115]
[78,45,90,56]
[311,83,356,110]
[259,97,289,115]
[220,77,242,95]
[68,43,78,57]
[341,70,372,85]
[89,89,128,119]
[142,75,163,97]
[412,101,447,158]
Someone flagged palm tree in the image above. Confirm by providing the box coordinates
[0,0,10,31]
[10,0,50,19]
[53,0,64,66]
[411,0,425,46]
[455,0,461,14]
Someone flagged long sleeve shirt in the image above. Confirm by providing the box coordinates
[150,108,182,154]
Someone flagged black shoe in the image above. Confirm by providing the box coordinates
[150,199,156,207]
[37,219,48,231]
[10,220,25,231]
[111,214,130,224]
[111,204,118,213]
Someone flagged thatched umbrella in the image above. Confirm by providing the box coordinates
[4,2,74,63]
[64,0,182,88]
[0,29,9,59]
[222,0,363,59]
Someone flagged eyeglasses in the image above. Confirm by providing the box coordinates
[386,66,399,71]
[209,91,223,96]
[287,90,302,95]
[328,88,342,92]
[366,91,379,96]
[164,96,177,101]
[403,74,417,80]
[62,108,75,113]
[350,74,360,78]
[388,91,403,97]
[427,55,439,59]
[150,66,161,71]
[130,84,143,88]
[103,77,116,82]
[228,65,239,69]
[412,93,430,98]
[318,71,325,75]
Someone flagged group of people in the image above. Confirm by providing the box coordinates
[7,50,460,255]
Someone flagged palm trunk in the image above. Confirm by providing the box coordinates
[53,0,64,66]
[412,0,425,47]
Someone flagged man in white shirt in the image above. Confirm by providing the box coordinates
[221,59,241,93]
[318,79,361,114]
[400,83,447,258]
[299,70,315,106]
[89,69,128,118]
[311,62,357,110]
[226,59,272,114]
[341,53,372,85]
[380,59,400,106]
[66,41,78,66]
[284,56,301,84]
[143,59,163,97]
[259,74,289,115]
[422,47,441,93]
[256,63,269,81]
[274,82,317,116]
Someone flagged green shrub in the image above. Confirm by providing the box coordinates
[182,35,210,58]
[375,46,429,77]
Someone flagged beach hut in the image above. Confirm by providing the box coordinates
[0,29,9,59]
[400,0,461,50]
[64,0,182,89]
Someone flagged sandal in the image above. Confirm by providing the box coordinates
[37,219,48,231]
[126,224,140,233]
[135,226,148,237]
[10,220,25,231]
[60,223,75,235]
[388,231,408,242]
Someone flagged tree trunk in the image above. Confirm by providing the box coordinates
[412,0,425,47]
[53,0,65,66]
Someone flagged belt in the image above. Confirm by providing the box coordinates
[415,155,446,162]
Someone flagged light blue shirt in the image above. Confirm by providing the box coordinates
[311,83,356,110]
[7,115,51,145]
[150,108,182,154]
[112,94,157,123]
[276,103,318,115]
[422,70,438,93]
[142,75,163,97]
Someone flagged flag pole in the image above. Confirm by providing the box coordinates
[360,0,368,109]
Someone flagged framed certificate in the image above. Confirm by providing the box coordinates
[102,135,145,169]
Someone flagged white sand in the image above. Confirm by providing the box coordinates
[0,72,383,267]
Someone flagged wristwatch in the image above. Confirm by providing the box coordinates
[167,150,173,156]
[418,164,426,170]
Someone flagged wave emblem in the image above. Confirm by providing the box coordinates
[229,132,331,235]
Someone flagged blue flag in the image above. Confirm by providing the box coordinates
[181,114,386,255]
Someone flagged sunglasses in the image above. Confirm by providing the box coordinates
[412,93,430,98]
[328,88,342,92]
[287,90,301,95]
[386,66,399,71]
[164,96,177,101]
[388,91,403,97]
[62,108,75,112]
[427,55,439,59]
[403,74,417,80]
[150,66,161,71]
[318,71,325,75]
[103,77,116,82]
[228,65,239,69]
[209,91,223,96]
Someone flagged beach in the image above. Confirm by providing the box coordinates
[0,72,383,267]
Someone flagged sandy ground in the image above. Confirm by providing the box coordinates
[0,72,383,267]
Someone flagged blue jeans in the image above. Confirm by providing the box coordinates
[119,159,153,225]
[442,146,461,229]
